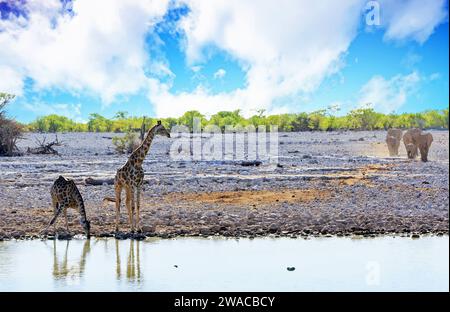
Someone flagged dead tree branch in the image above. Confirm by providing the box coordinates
[27,135,63,155]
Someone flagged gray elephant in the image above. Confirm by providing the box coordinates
[416,132,433,162]
[386,128,402,156]
[403,128,422,159]
[403,128,433,162]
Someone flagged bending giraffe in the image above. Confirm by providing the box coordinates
[105,120,170,232]
[42,176,91,238]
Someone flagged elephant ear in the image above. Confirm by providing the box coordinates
[426,133,433,145]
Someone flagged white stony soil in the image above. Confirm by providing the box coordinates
[0,130,448,239]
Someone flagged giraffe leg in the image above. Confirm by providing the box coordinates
[53,203,59,234]
[130,188,136,230]
[44,202,67,235]
[114,183,123,232]
[64,209,69,233]
[125,186,134,232]
[135,187,142,232]
[49,195,58,234]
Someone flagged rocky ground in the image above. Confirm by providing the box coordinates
[0,130,448,240]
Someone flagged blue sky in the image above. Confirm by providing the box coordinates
[0,0,448,123]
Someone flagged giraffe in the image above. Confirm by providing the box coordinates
[106,120,170,232]
[42,175,91,238]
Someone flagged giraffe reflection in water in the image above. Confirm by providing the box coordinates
[51,239,142,284]
[52,240,91,281]
[115,239,142,283]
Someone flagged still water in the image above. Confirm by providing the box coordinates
[0,236,448,292]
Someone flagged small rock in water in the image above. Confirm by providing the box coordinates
[115,232,130,240]
[56,233,72,240]
[287,267,295,272]
[174,265,178,268]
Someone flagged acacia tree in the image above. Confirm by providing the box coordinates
[0,93,23,156]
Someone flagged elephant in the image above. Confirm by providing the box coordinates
[386,129,402,156]
[416,132,433,162]
[403,128,422,159]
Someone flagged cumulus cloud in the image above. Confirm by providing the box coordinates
[0,0,169,102]
[149,0,447,117]
[150,0,364,117]
[358,72,421,113]
[213,68,226,79]
[0,65,24,96]
[23,102,84,122]
[379,0,448,44]
[0,0,447,117]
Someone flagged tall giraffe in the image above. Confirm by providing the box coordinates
[43,176,91,238]
[107,120,170,232]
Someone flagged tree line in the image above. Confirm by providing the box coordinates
[0,93,22,156]
[26,108,449,133]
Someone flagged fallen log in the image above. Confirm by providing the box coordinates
[240,160,262,166]
[85,177,115,186]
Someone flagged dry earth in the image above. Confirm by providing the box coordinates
[0,130,448,240]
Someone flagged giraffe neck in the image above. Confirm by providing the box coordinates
[74,188,88,223]
[130,124,158,166]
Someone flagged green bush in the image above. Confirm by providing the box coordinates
[0,93,23,156]
[112,132,141,154]
[25,107,449,133]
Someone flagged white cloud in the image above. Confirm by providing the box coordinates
[379,0,448,44]
[0,0,447,118]
[429,72,441,81]
[191,65,202,73]
[150,0,365,117]
[0,65,24,96]
[23,102,84,122]
[0,0,169,102]
[213,68,226,79]
[358,72,421,113]
[401,51,422,69]
[149,0,448,117]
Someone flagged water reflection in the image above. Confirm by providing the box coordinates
[115,239,142,283]
[1,237,447,291]
[52,240,91,280]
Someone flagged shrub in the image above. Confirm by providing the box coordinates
[112,131,141,154]
[0,93,23,156]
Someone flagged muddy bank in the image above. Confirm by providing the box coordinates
[0,131,448,239]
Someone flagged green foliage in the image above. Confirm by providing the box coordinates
[112,132,140,154]
[29,114,77,132]
[0,93,23,156]
[209,110,248,131]
[0,92,15,112]
[25,107,449,133]
[88,113,113,132]
[178,110,207,131]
